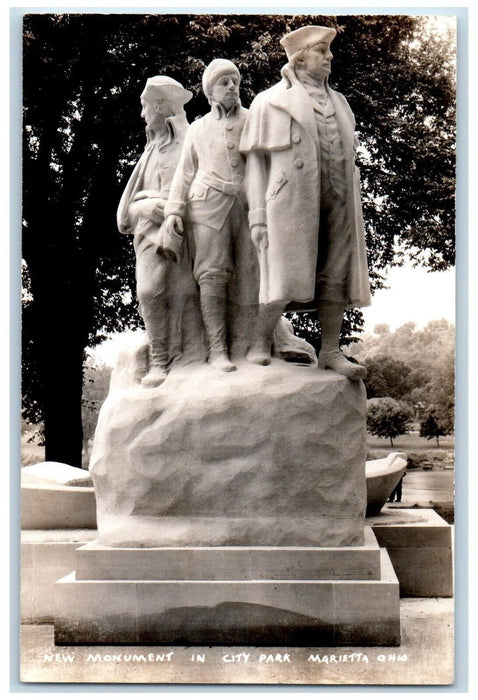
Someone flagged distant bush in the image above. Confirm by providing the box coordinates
[431,502,454,524]
[406,452,432,469]
[405,451,454,469]
[366,450,453,469]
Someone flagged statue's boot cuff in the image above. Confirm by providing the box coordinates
[200,294,235,372]
[141,362,168,388]
[247,303,284,366]
[208,351,236,372]
[246,340,272,366]
[318,350,367,381]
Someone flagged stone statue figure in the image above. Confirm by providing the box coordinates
[164,59,259,373]
[240,26,371,380]
[117,76,198,388]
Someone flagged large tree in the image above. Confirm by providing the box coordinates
[367,397,414,447]
[22,13,456,466]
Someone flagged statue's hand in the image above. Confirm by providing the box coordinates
[165,214,184,237]
[251,224,268,252]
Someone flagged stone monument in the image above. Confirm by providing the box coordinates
[54,28,400,647]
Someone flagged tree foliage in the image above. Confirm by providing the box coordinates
[419,410,447,447]
[81,355,112,462]
[367,397,414,446]
[350,320,454,433]
[22,13,456,465]
[363,356,424,400]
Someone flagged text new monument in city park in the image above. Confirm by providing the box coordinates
[55,26,400,646]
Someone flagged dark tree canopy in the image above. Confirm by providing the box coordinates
[22,13,456,466]
[420,410,448,447]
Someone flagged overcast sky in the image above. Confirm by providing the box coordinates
[362,264,455,333]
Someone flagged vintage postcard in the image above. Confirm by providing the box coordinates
[17,7,460,688]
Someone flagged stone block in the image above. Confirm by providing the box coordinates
[75,527,380,582]
[385,547,453,598]
[332,550,400,645]
[369,508,453,597]
[21,530,98,623]
[54,539,399,647]
[21,484,97,530]
[90,361,367,548]
[369,507,452,547]
[133,580,336,646]
[22,543,81,623]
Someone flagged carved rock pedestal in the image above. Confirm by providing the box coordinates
[54,351,400,646]
[90,352,367,547]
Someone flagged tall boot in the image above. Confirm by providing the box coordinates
[246,302,285,365]
[317,302,367,381]
[140,299,170,388]
[200,295,236,372]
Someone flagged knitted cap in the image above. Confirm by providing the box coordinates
[202,59,240,97]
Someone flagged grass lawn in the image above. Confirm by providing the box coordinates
[367,432,454,452]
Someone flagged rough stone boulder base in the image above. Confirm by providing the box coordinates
[90,348,367,547]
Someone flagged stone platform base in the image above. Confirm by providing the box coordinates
[368,507,453,597]
[54,528,400,647]
[22,510,452,625]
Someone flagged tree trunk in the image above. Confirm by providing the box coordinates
[44,344,85,467]
[390,436,394,447]
[23,208,89,468]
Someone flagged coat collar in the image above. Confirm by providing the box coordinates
[210,100,241,120]
[145,111,188,146]
[266,64,319,142]
[268,63,354,154]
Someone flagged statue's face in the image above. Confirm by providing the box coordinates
[141,98,169,129]
[299,42,333,80]
[210,72,240,110]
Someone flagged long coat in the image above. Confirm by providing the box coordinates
[239,64,371,308]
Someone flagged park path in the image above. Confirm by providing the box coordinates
[394,469,454,505]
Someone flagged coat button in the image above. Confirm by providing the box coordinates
[227,141,235,149]
[225,123,233,131]
[230,155,240,167]
[292,134,301,144]
[293,158,304,168]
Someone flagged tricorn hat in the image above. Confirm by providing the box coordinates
[140,76,192,107]
[280,25,337,60]
[202,58,240,98]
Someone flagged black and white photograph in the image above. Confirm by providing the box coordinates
[16,6,461,688]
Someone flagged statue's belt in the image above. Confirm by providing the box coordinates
[196,170,243,197]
